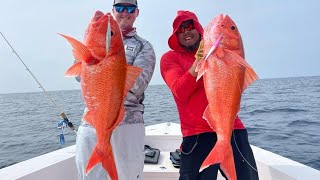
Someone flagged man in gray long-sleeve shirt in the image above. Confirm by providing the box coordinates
[75,0,156,179]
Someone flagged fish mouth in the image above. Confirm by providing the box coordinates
[93,11,104,22]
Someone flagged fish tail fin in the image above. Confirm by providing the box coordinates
[58,33,96,64]
[220,148,237,180]
[124,65,142,94]
[85,147,102,175]
[65,61,82,77]
[85,146,118,180]
[200,140,230,171]
[102,147,118,180]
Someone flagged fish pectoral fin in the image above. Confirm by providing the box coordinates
[196,59,208,82]
[124,65,142,94]
[102,146,118,180]
[224,49,259,91]
[58,33,93,64]
[243,67,259,91]
[65,61,82,77]
[223,49,251,68]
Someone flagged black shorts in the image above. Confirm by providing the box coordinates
[179,129,259,180]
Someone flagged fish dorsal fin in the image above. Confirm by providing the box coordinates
[65,61,82,77]
[59,33,94,64]
[123,65,142,96]
[224,49,259,91]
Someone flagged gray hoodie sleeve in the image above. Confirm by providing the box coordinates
[129,41,156,96]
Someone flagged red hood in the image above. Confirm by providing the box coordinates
[168,10,204,52]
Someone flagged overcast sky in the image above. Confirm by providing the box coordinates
[0,0,319,94]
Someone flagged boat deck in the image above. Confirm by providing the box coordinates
[143,122,180,180]
[0,122,320,180]
[143,122,227,180]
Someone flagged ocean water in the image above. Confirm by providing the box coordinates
[0,76,319,171]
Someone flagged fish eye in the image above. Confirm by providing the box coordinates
[111,31,114,36]
[231,26,236,30]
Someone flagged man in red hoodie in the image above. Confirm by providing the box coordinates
[160,10,259,180]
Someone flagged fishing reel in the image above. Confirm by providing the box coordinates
[57,119,68,145]
[57,112,77,145]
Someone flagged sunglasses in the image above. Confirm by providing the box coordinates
[114,5,137,14]
[177,23,195,33]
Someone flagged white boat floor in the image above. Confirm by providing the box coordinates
[145,152,178,172]
[143,122,226,179]
[143,151,226,180]
[143,151,179,179]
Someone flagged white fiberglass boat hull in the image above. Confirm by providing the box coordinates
[0,122,319,180]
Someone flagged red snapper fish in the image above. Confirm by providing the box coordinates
[59,11,142,180]
[196,14,259,179]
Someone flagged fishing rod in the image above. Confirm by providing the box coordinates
[0,32,77,141]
